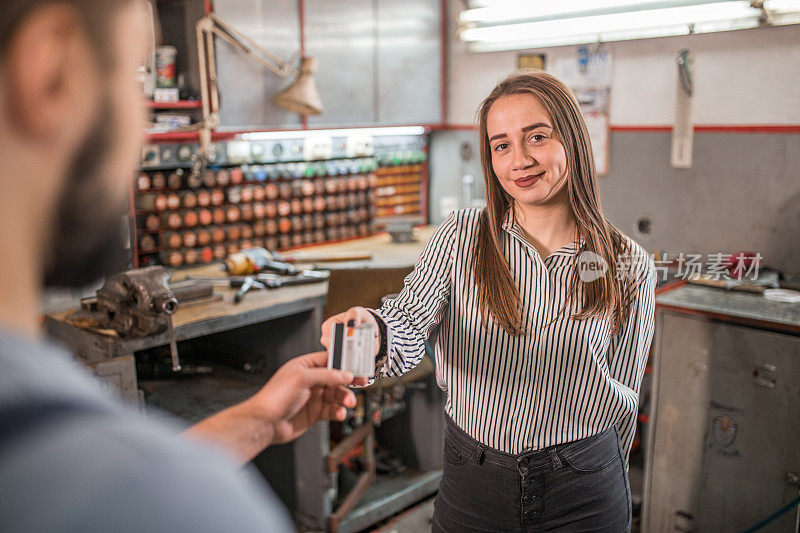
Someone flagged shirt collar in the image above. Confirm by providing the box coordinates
[500,207,586,258]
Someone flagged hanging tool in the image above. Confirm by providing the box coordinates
[671,48,695,169]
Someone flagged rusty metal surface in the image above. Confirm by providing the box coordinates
[656,283,800,330]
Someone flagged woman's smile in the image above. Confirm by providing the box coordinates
[513,171,544,188]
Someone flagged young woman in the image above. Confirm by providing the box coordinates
[322,72,656,532]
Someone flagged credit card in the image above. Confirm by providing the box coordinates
[328,322,376,377]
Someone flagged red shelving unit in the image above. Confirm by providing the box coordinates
[145,131,201,142]
[147,100,202,110]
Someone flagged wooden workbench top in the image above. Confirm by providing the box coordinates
[48,226,438,345]
[280,226,436,269]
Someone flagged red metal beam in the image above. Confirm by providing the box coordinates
[612,124,800,134]
[440,0,447,126]
[299,0,308,130]
[435,124,800,134]
[146,100,202,109]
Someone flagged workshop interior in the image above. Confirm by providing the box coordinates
[31,0,800,532]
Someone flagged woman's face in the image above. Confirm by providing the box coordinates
[486,93,569,208]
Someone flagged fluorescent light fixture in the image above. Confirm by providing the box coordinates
[459,0,800,51]
[765,0,800,11]
[459,0,704,24]
[239,126,426,141]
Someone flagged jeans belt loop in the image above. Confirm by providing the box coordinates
[476,444,486,465]
[549,448,562,470]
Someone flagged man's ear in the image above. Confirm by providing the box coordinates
[3,3,100,143]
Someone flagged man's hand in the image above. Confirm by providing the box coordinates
[320,306,379,387]
[183,352,356,464]
[252,351,357,445]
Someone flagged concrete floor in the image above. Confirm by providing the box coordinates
[371,497,435,532]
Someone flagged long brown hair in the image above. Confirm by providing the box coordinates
[472,71,634,336]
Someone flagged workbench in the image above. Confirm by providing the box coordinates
[643,283,800,532]
[45,227,441,533]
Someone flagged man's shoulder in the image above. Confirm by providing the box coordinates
[1,412,292,532]
[0,330,293,532]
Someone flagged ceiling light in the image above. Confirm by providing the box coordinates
[459,0,800,51]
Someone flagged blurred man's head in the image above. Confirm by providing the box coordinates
[0,0,146,289]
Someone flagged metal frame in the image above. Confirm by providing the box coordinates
[327,421,377,532]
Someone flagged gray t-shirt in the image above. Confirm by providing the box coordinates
[0,328,294,532]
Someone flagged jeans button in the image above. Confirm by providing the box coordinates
[519,457,529,467]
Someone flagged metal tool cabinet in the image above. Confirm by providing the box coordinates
[644,285,800,532]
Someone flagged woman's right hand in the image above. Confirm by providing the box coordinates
[321,306,380,387]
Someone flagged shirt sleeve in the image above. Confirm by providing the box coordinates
[0,411,294,533]
[607,248,657,469]
[373,212,459,378]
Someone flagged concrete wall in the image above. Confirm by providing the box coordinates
[430,1,800,278]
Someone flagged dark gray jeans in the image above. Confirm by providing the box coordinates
[432,415,631,532]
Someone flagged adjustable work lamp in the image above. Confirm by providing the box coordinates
[195,13,324,159]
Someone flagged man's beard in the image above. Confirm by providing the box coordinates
[43,101,130,289]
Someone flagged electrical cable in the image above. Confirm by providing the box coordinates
[739,495,800,533]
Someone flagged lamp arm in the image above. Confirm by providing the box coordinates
[195,13,302,161]
[206,14,298,77]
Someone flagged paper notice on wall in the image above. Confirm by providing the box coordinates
[583,107,610,176]
[550,48,612,175]
[551,48,613,90]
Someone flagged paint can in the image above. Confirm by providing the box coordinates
[156,46,177,88]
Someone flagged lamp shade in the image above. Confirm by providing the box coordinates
[274,57,324,115]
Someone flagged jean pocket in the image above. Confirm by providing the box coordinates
[443,437,470,466]
[560,432,619,474]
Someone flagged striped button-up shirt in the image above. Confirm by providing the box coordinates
[375,208,656,464]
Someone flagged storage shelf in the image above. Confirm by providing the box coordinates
[147,100,202,110]
[146,131,201,142]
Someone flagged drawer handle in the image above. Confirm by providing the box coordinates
[753,365,777,388]
[754,376,776,388]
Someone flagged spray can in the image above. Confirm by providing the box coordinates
[156,46,177,88]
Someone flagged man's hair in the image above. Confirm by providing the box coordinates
[1,0,133,68]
